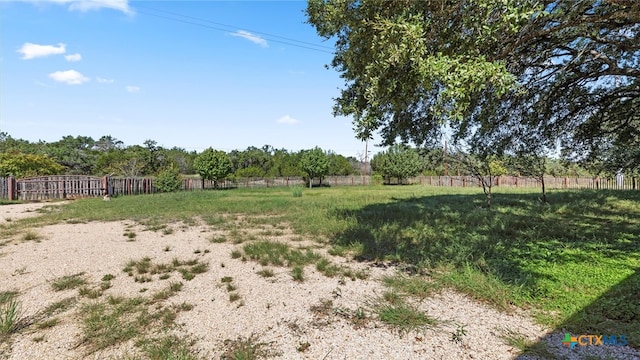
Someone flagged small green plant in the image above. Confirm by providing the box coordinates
[373,296,437,333]
[178,302,194,311]
[43,297,76,316]
[292,187,303,198]
[221,276,233,283]
[191,263,208,274]
[383,275,440,300]
[52,273,86,291]
[155,166,183,193]
[226,283,237,292]
[210,235,227,243]
[78,286,103,299]
[0,294,22,335]
[256,268,275,278]
[297,341,311,352]
[229,292,241,302]
[141,335,198,360]
[221,335,272,360]
[124,231,137,240]
[124,257,208,283]
[451,323,467,343]
[169,282,184,292]
[135,275,152,283]
[152,282,184,302]
[291,266,304,282]
[179,270,195,281]
[163,245,171,252]
[102,274,115,281]
[22,230,41,242]
[231,250,242,259]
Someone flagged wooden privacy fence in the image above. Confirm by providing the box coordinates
[5,176,107,201]
[1,175,637,201]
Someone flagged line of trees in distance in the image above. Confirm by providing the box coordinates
[1,132,604,182]
[0,133,361,181]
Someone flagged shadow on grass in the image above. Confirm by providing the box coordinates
[330,190,640,347]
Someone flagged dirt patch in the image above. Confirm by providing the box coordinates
[0,206,636,359]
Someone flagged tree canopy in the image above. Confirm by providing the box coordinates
[371,144,422,183]
[307,0,640,172]
[193,148,233,186]
[300,147,330,187]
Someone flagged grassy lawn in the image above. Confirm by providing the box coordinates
[8,185,640,346]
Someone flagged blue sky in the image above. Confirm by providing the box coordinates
[0,0,381,158]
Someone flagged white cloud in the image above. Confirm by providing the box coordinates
[126,85,140,93]
[48,69,90,85]
[65,53,82,62]
[17,42,66,60]
[96,77,114,84]
[34,0,133,14]
[276,115,299,125]
[230,30,268,48]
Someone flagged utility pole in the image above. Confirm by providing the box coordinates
[444,140,448,176]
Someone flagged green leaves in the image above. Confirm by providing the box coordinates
[308,0,640,178]
[300,147,330,185]
[306,0,532,143]
[370,145,422,182]
[193,148,233,184]
[0,152,64,178]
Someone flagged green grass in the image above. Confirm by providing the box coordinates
[382,274,441,299]
[22,230,42,241]
[372,295,437,333]
[140,335,198,360]
[52,273,87,291]
[291,266,304,282]
[80,288,191,355]
[0,292,23,336]
[43,297,77,316]
[221,335,273,360]
[12,186,640,347]
[242,240,321,267]
[123,257,208,282]
[256,268,275,278]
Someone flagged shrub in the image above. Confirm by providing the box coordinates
[155,166,183,193]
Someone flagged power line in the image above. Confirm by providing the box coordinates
[132,4,335,54]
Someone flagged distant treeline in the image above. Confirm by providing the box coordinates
[0,132,597,179]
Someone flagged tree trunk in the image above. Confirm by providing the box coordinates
[540,175,547,203]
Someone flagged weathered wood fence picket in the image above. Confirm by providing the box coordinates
[0,175,637,201]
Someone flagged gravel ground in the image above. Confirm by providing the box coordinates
[0,202,638,360]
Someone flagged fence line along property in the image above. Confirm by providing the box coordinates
[1,174,637,201]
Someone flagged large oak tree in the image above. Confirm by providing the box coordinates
[307,0,640,172]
